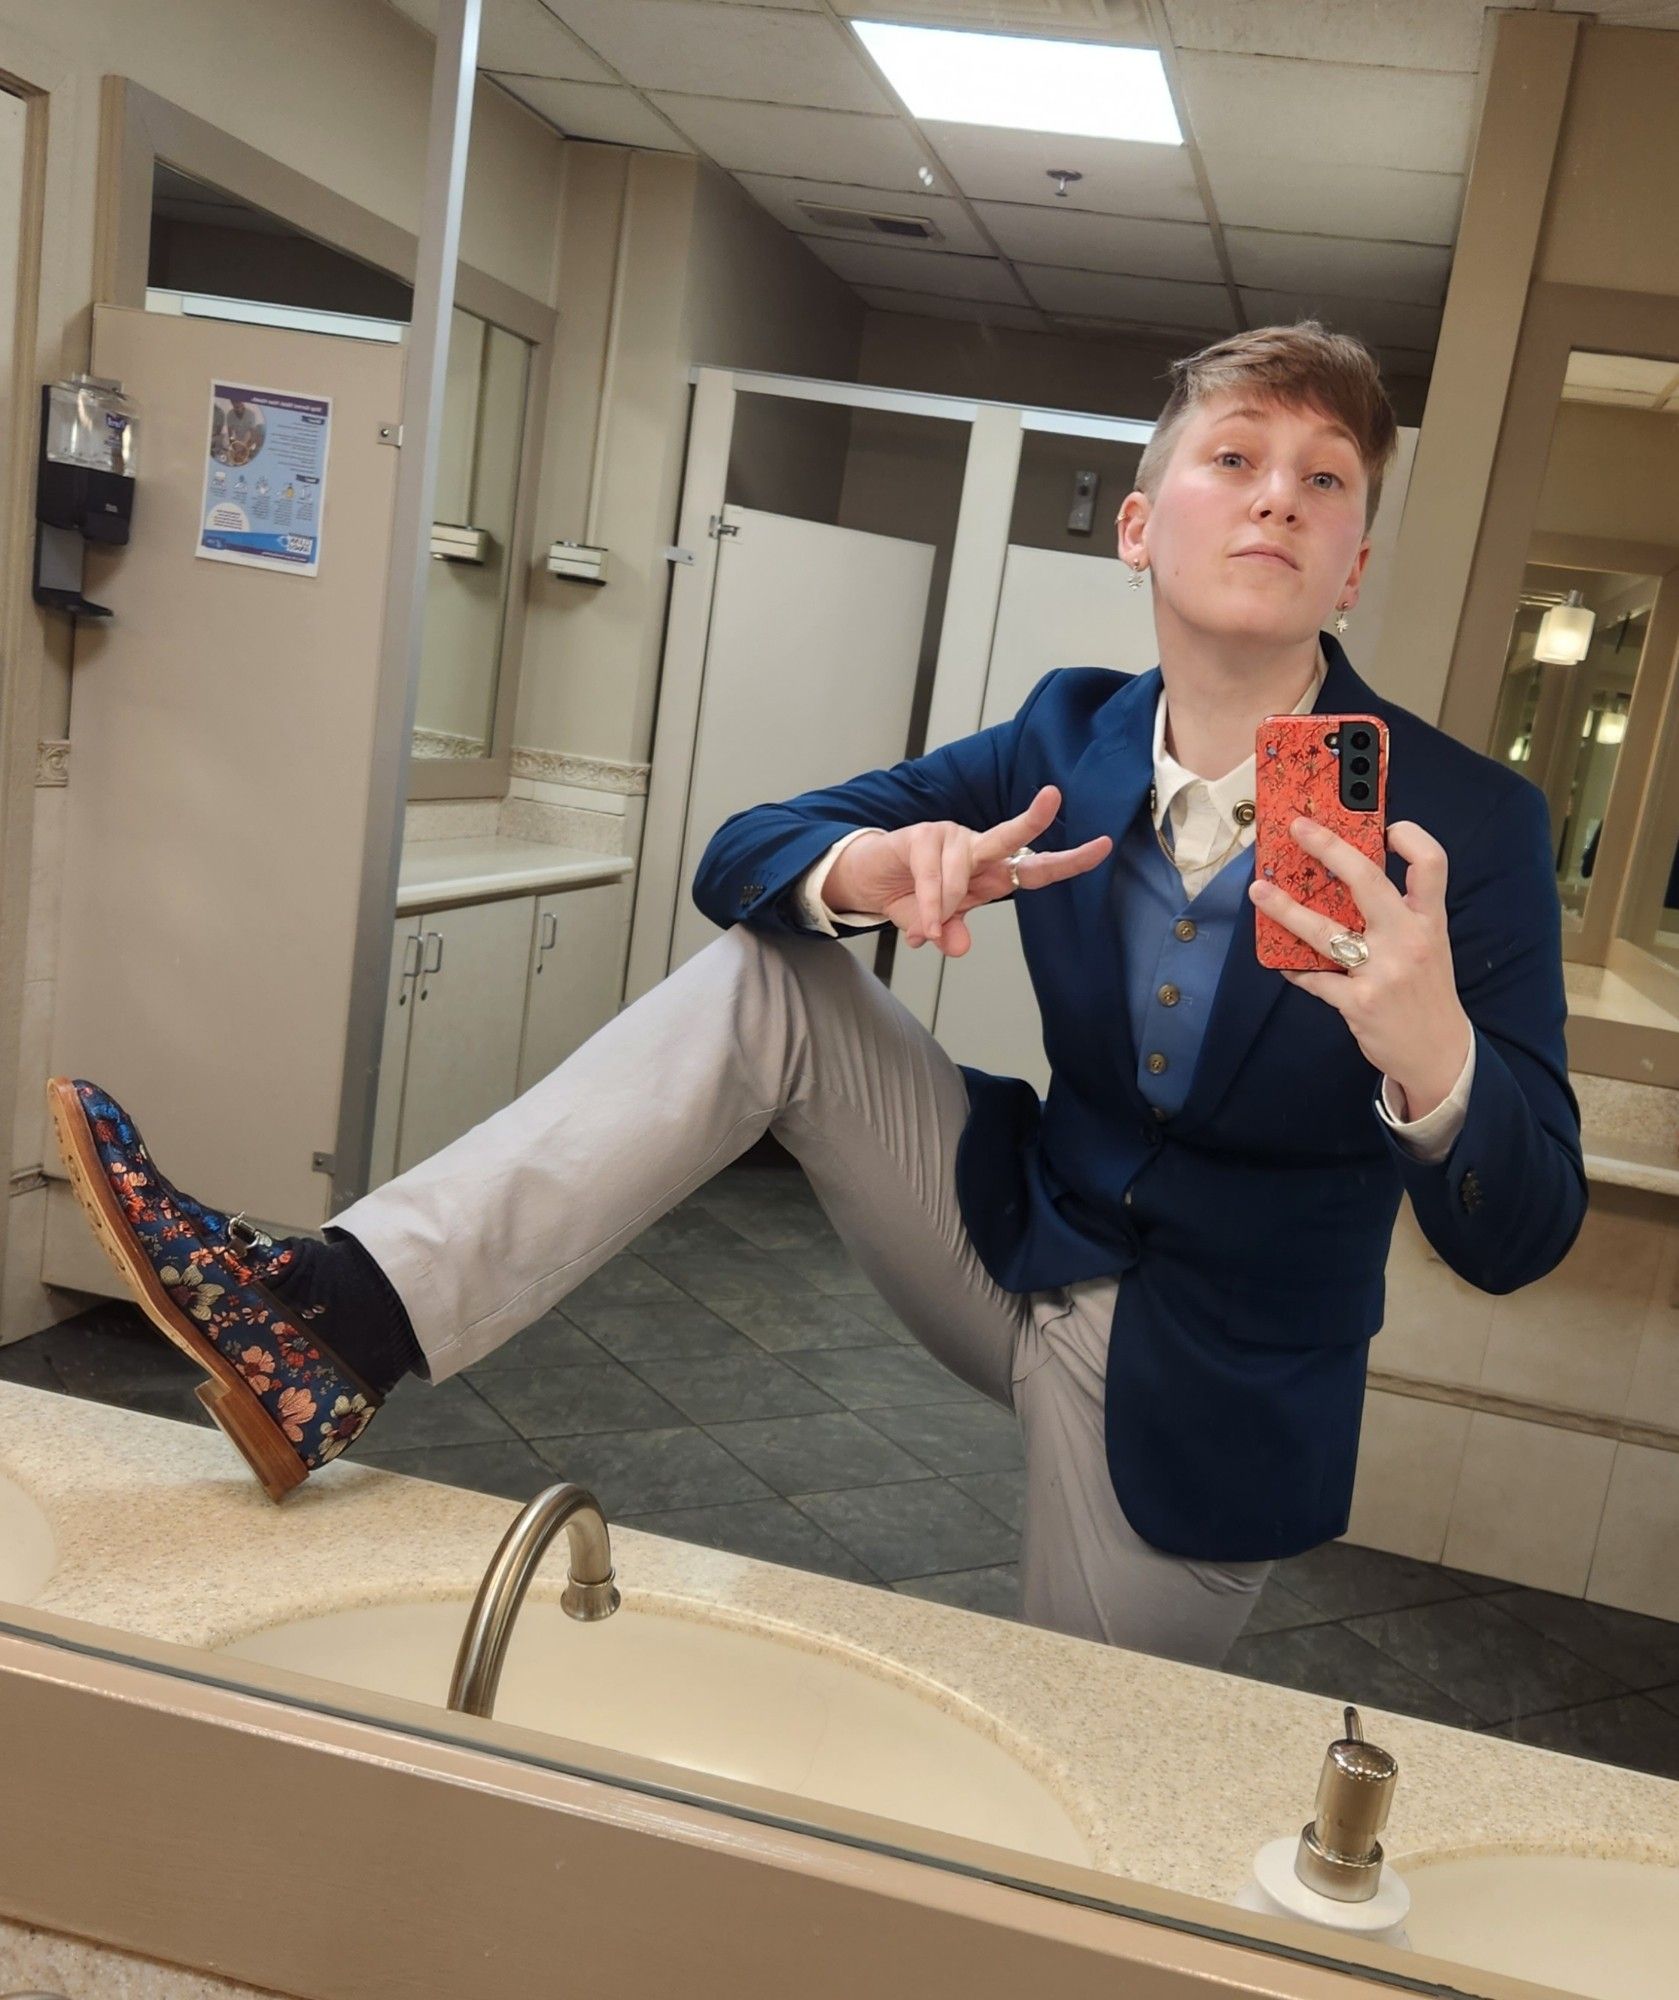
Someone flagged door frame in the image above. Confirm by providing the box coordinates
[623,364,1151,1019]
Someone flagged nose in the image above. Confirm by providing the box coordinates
[1252,467,1299,523]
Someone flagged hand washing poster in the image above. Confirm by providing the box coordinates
[196,381,332,576]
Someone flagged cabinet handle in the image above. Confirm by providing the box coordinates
[418,928,444,1000]
[398,930,423,1006]
[541,911,559,951]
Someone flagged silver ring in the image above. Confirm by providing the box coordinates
[1325,930,1371,970]
[1006,844,1034,892]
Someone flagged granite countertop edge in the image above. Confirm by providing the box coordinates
[2,1380,1675,1910]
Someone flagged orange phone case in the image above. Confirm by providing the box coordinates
[1252,712,1388,970]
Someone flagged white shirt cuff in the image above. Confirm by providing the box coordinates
[792,827,889,936]
[1375,1029,1476,1164]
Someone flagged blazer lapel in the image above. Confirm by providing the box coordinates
[1054,666,1160,1111]
[1175,632,1382,1131]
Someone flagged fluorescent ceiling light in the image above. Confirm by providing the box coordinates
[852,21,1181,144]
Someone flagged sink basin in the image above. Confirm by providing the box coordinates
[1401,1852,1679,2000]
[219,1596,1093,1864]
[0,1471,55,1604]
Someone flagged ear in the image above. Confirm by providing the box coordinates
[1116,489,1149,565]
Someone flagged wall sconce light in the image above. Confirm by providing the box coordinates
[548,539,607,586]
[1535,588,1596,665]
[1596,708,1628,745]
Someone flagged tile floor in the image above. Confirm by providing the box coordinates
[7,1156,1679,1785]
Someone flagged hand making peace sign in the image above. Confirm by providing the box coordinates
[821,786,1115,959]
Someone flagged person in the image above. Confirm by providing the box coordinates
[48,320,1587,1670]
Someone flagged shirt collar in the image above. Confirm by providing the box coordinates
[1151,640,1327,831]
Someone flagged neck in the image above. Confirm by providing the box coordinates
[1157,605,1323,780]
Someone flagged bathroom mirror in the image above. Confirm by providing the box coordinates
[411,307,533,760]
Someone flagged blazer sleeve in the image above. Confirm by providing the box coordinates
[1376,774,1588,1294]
[690,667,1064,937]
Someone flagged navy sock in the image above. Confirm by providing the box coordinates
[265,1226,428,1396]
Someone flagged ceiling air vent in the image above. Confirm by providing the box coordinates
[796,201,945,243]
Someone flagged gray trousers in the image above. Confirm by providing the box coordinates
[332,925,1273,1668]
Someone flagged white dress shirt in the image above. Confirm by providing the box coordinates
[790,644,1474,1161]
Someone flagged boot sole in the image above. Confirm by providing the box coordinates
[46,1077,308,1503]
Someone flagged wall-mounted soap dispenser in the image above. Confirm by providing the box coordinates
[32,372,137,619]
[1230,1705,1413,1950]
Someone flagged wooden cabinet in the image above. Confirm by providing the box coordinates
[370,877,632,1192]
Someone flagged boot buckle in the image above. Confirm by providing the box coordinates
[227,1211,275,1252]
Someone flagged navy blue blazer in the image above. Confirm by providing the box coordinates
[692,631,1588,1561]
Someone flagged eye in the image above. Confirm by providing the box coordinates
[1310,471,1343,490]
[1215,450,1245,468]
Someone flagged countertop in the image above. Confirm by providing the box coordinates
[397,836,633,914]
[2,1381,1676,1911]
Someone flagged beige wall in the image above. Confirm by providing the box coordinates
[514,155,864,766]
[1536,401,1679,546]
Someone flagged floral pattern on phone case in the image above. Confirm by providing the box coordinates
[1253,712,1388,970]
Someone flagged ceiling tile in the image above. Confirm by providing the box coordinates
[1017,264,1238,329]
[972,202,1220,281]
[1575,1,1679,22]
[546,1,889,111]
[1162,0,1493,72]
[1201,149,1464,246]
[386,0,614,79]
[1176,50,1480,175]
[1373,346,1437,383]
[1225,230,1452,307]
[853,288,1052,332]
[1237,286,1442,350]
[648,94,927,180]
[799,235,1028,300]
[920,122,1204,221]
[732,172,991,252]
[493,76,691,149]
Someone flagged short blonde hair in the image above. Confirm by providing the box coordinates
[1134,320,1399,536]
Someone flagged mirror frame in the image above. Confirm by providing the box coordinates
[94,75,555,802]
[1444,280,1679,1086]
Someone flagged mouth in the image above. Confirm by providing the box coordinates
[1231,549,1299,571]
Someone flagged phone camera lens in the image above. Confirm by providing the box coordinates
[1350,730,1371,749]
[1350,780,1370,801]
[1350,755,1370,775]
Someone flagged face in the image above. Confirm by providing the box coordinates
[1117,390,1372,645]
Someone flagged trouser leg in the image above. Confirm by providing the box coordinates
[1012,1272,1274,1668]
[331,925,1041,1397]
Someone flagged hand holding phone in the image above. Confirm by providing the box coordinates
[1252,713,1389,970]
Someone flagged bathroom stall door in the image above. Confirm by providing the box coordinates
[48,305,402,1247]
[666,503,934,973]
[930,547,1155,1093]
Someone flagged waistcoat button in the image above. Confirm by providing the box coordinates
[1146,1051,1168,1074]
[1157,982,1180,1006]
[1173,918,1197,942]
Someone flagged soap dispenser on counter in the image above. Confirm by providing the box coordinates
[1230,1705,1412,1950]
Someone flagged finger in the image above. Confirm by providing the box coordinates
[938,912,973,957]
[1386,818,1449,914]
[942,828,971,927]
[1249,876,1364,965]
[1022,834,1113,888]
[1288,815,1400,923]
[1280,965,1353,1010]
[911,825,945,941]
[972,785,1063,866]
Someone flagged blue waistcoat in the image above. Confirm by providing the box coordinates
[692,632,1588,1561]
[1115,806,1253,1119]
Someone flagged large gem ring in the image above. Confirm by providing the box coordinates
[1006,845,1034,892]
[1325,930,1371,970]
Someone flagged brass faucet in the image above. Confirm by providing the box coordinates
[448,1480,620,1717]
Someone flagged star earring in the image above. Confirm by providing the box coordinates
[1129,560,1147,591]
[1334,601,1351,634]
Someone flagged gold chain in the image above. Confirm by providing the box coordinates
[1149,783,1255,879]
